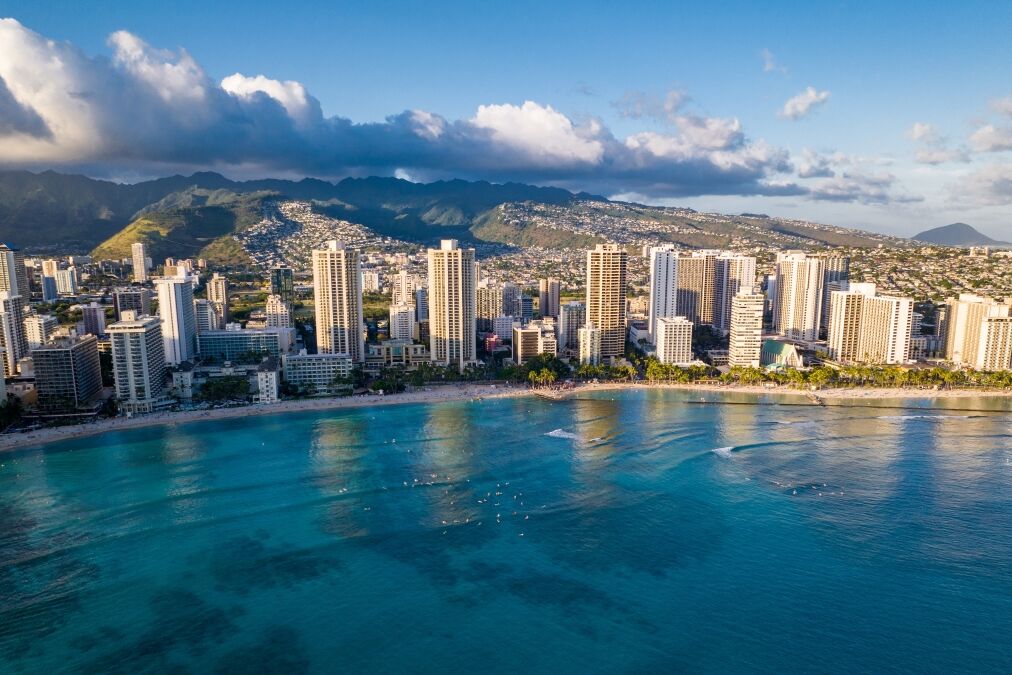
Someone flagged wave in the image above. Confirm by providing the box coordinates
[711,446,734,458]
[545,429,580,440]
[876,414,975,421]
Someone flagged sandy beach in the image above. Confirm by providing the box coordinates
[3,380,1011,452]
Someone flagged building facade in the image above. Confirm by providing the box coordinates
[313,241,365,362]
[155,273,197,366]
[655,316,694,365]
[427,239,477,371]
[32,335,103,412]
[728,286,764,367]
[108,314,166,414]
[586,244,628,359]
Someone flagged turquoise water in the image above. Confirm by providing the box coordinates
[2,390,1012,673]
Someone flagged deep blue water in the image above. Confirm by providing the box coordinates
[2,390,1012,674]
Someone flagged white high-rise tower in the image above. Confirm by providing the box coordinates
[427,239,477,371]
[312,241,365,362]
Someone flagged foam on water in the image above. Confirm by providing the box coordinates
[545,428,580,440]
[711,446,735,458]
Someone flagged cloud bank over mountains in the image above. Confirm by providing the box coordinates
[0,18,1007,209]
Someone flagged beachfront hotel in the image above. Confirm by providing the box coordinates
[647,244,678,343]
[578,322,602,365]
[31,334,102,412]
[427,239,477,371]
[108,313,166,414]
[207,272,230,325]
[558,301,586,351]
[131,242,149,283]
[827,283,913,365]
[513,318,558,364]
[312,240,365,363]
[0,291,28,377]
[728,285,764,367]
[155,271,197,366]
[714,253,758,336]
[941,293,1012,370]
[772,251,825,342]
[586,244,627,359]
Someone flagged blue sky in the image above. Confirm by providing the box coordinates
[1,1,1011,237]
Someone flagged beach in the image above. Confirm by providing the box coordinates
[4,380,1011,452]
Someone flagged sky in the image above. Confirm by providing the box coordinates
[1,1,1010,238]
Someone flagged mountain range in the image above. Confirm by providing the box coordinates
[912,223,1011,247]
[0,169,937,263]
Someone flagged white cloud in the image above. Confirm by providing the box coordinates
[990,95,1012,116]
[780,87,831,120]
[470,101,605,165]
[908,122,937,142]
[951,164,1012,206]
[614,89,687,122]
[760,48,786,74]
[915,148,970,165]
[221,73,315,125]
[969,124,1012,152]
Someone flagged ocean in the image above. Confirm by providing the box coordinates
[2,389,1011,673]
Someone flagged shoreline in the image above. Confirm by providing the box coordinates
[3,381,1011,452]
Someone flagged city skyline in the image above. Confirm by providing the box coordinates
[1,3,1011,237]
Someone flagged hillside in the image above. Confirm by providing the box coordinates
[91,193,265,265]
[913,223,1010,247]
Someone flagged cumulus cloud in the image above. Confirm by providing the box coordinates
[990,95,1012,116]
[969,124,1012,152]
[808,171,922,205]
[0,20,809,199]
[614,89,687,122]
[907,122,937,143]
[796,148,837,178]
[780,87,830,120]
[951,164,1012,206]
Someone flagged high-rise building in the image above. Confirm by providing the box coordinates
[520,295,534,324]
[313,241,365,362]
[586,244,628,359]
[207,273,229,325]
[265,294,291,329]
[512,318,557,364]
[728,286,765,367]
[391,270,415,306]
[55,267,78,295]
[773,251,825,342]
[648,245,678,342]
[942,294,1007,367]
[578,323,602,365]
[538,278,561,318]
[24,313,58,350]
[388,303,416,341]
[827,284,913,364]
[0,292,28,377]
[81,302,107,336]
[361,270,382,293]
[154,272,197,365]
[476,281,503,332]
[114,288,152,320]
[414,288,429,323]
[676,250,719,327]
[427,239,477,371]
[976,316,1012,371]
[132,242,150,283]
[32,335,102,412]
[558,301,586,350]
[108,314,166,414]
[41,259,60,278]
[270,267,295,304]
[41,275,58,302]
[501,282,522,319]
[655,316,694,365]
[193,299,219,334]
[819,255,851,330]
[858,295,914,364]
[714,254,757,335]
[0,243,27,298]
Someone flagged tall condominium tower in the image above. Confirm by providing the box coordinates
[714,254,758,335]
[828,283,913,364]
[81,302,107,336]
[388,303,416,341]
[501,282,522,319]
[772,251,825,342]
[648,245,678,343]
[943,294,1012,368]
[24,313,58,350]
[819,255,851,329]
[114,288,152,320]
[655,316,694,365]
[391,270,415,306]
[132,242,150,283]
[0,243,28,298]
[154,272,197,365]
[270,267,295,304]
[207,273,229,326]
[312,241,365,362]
[476,280,503,332]
[427,239,477,371]
[538,278,561,318]
[0,291,27,377]
[108,314,166,414]
[32,335,102,412]
[977,316,1012,371]
[578,323,602,365]
[676,250,719,327]
[827,284,873,362]
[558,301,586,350]
[728,285,764,367]
[586,244,628,359]
[265,294,292,329]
